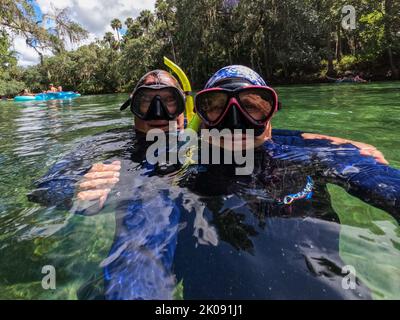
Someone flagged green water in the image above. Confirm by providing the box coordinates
[0,82,399,299]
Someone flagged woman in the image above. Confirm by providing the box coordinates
[169,66,400,299]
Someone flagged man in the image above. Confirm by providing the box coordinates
[31,70,186,211]
[28,70,188,299]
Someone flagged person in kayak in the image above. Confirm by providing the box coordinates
[326,71,368,83]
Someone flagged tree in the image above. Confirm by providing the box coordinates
[0,31,26,96]
[125,17,134,29]
[383,0,400,79]
[103,32,115,48]
[155,0,177,61]
[5,0,398,95]
[111,18,122,43]
[124,21,143,40]
[0,32,17,74]
[138,10,155,33]
[42,6,88,54]
[0,0,88,65]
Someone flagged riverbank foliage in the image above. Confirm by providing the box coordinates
[1,0,399,96]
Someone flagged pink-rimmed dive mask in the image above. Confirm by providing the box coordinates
[194,85,278,128]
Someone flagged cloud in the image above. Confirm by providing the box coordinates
[13,37,42,67]
[14,0,156,66]
[36,0,156,37]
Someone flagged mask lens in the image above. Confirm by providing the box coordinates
[238,89,275,122]
[196,91,229,123]
[132,89,154,116]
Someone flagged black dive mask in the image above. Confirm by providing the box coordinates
[120,85,185,121]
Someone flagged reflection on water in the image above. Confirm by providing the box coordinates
[0,83,399,299]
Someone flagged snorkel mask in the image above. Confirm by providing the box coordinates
[195,66,278,136]
[120,71,186,121]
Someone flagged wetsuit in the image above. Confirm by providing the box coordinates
[28,127,400,299]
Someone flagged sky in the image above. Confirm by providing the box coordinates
[13,0,156,66]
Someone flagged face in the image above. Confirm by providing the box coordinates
[134,75,184,133]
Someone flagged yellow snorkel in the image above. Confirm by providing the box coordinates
[163,57,202,132]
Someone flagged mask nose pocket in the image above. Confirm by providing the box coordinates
[153,97,164,118]
[227,105,243,129]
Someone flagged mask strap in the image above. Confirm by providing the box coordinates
[120,96,132,111]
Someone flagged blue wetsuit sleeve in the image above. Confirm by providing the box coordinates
[272,129,342,148]
[272,129,304,146]
[103,189,182,300]
[267,137,400,218]
[272,129,303,137]
[27,127,134,209]
[27,151,94,208]
[319,147,400,217]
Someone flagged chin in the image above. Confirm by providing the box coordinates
[147,122,170,130]
[210,136,256,152]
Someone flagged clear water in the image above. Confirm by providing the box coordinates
[0,82,399,299]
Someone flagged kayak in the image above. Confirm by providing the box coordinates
[14,91,81,102]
